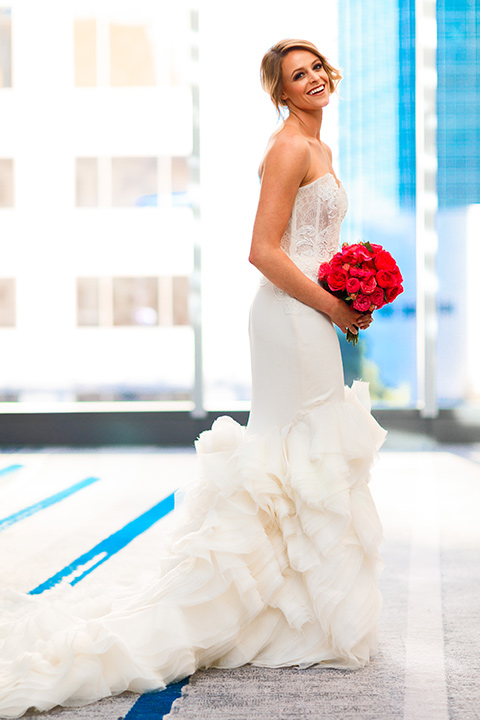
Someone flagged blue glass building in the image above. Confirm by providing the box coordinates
[437,0,480,208]
[337,0,480,406]
[336,0,417,406]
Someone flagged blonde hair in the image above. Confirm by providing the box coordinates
[260,39,342,115]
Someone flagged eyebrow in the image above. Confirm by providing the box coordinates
[290,59,321,79]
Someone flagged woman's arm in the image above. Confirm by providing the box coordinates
[249,135,368,333]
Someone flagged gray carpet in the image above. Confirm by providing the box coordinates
[164,537,409,720]
[164,453,480,720]
[11,450,480,720]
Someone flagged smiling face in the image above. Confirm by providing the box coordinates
[281,50,330,112]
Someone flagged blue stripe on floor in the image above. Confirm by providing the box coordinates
[125,678,190,720]
[29,492,176,595]
[0,464,23,478]
[0,476,100,532]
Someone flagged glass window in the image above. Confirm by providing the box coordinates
[0,8,12,88]
[111,157,158,207]
[77,278,100,326]
[75,157,190,208]
[113,277,158,326]
[0,278,15,326]
[0,158,13,207]
[74,19,97,87]
[337,0,417,408]
[172,157,189,193]
[110,23,156,87]
[172,276,189,326]
[76,158,98,207]
[77,276,190,329]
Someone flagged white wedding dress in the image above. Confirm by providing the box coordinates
[0,173,386,718]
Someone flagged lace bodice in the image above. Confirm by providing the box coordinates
[261,172,348,313]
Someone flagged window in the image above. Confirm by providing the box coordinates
[76,158,98,207]
[73,9,190,89]
[74,18,156,88]
[75,157,190,208]
[77,277,100,326]
[113,277,158,326]
[110,23,156,86]
[112,158,157,207]
[74,19,96,87]
[0,278,15,326]
[0,158,13,207]
[77,277,190,328]
[0,8,12,88]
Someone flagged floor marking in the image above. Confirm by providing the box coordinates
[29,492,176,594]
[403,471,449,720]
[0,476,100,532]
[0,463,23,478]
[125,678,190,720]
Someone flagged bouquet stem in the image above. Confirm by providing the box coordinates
[347,329,359,346]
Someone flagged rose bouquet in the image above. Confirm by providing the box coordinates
[318,241,404,345]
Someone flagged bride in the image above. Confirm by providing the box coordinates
[0,39,386,718]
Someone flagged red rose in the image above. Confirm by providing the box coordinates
[327,269,348,292]
[393,267,403,283]
[350,266,368,278]
[376,269,397,288]
[385,284,404,302]
[318,262,331,282]
[353,245,374,262]
[360,275,377,294]
[341,248,358,265]
[370,243,383,253]
[374,250,397,271]
[330,254,344,270]
[346,277,361,294]
[352,294,372,312]
[370,286,386,308]
[353,294,373,311]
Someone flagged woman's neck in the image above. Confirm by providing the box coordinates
[284,107,323,141]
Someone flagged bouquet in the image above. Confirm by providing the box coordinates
[318,241,404,345]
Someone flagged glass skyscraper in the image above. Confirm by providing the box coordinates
[437,0,480,208]
[337,0,479,407]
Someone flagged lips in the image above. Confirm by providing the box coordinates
[307,84,326,96]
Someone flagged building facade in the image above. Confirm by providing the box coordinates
[337,0,480,407]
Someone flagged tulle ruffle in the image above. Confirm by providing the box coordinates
[0,381,386,718]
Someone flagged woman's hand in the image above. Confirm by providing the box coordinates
[329,298,372,335]
[355,312,373,330]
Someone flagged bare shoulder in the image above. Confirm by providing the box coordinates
[322,141,333,161]
[260,127,311,186]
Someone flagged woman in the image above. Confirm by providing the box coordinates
[0,40,386,719]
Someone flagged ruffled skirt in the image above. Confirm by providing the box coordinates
[0,283,386,718]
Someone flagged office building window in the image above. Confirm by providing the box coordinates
[172,157,189,194]
[110,23,156,87]
[77,276,190,328]
[77,277,100,326]
[0,158,13,207]
[112,158,158,207]
[74,10,190,89]
[113,277,158,326]
[74,19,97,87]
[0,8,12,88]
[0,278,15,326]
[172,277,189,326]
[75,157,190,208]
[76,158,98,207]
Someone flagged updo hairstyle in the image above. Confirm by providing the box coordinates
[260,39,342,115]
